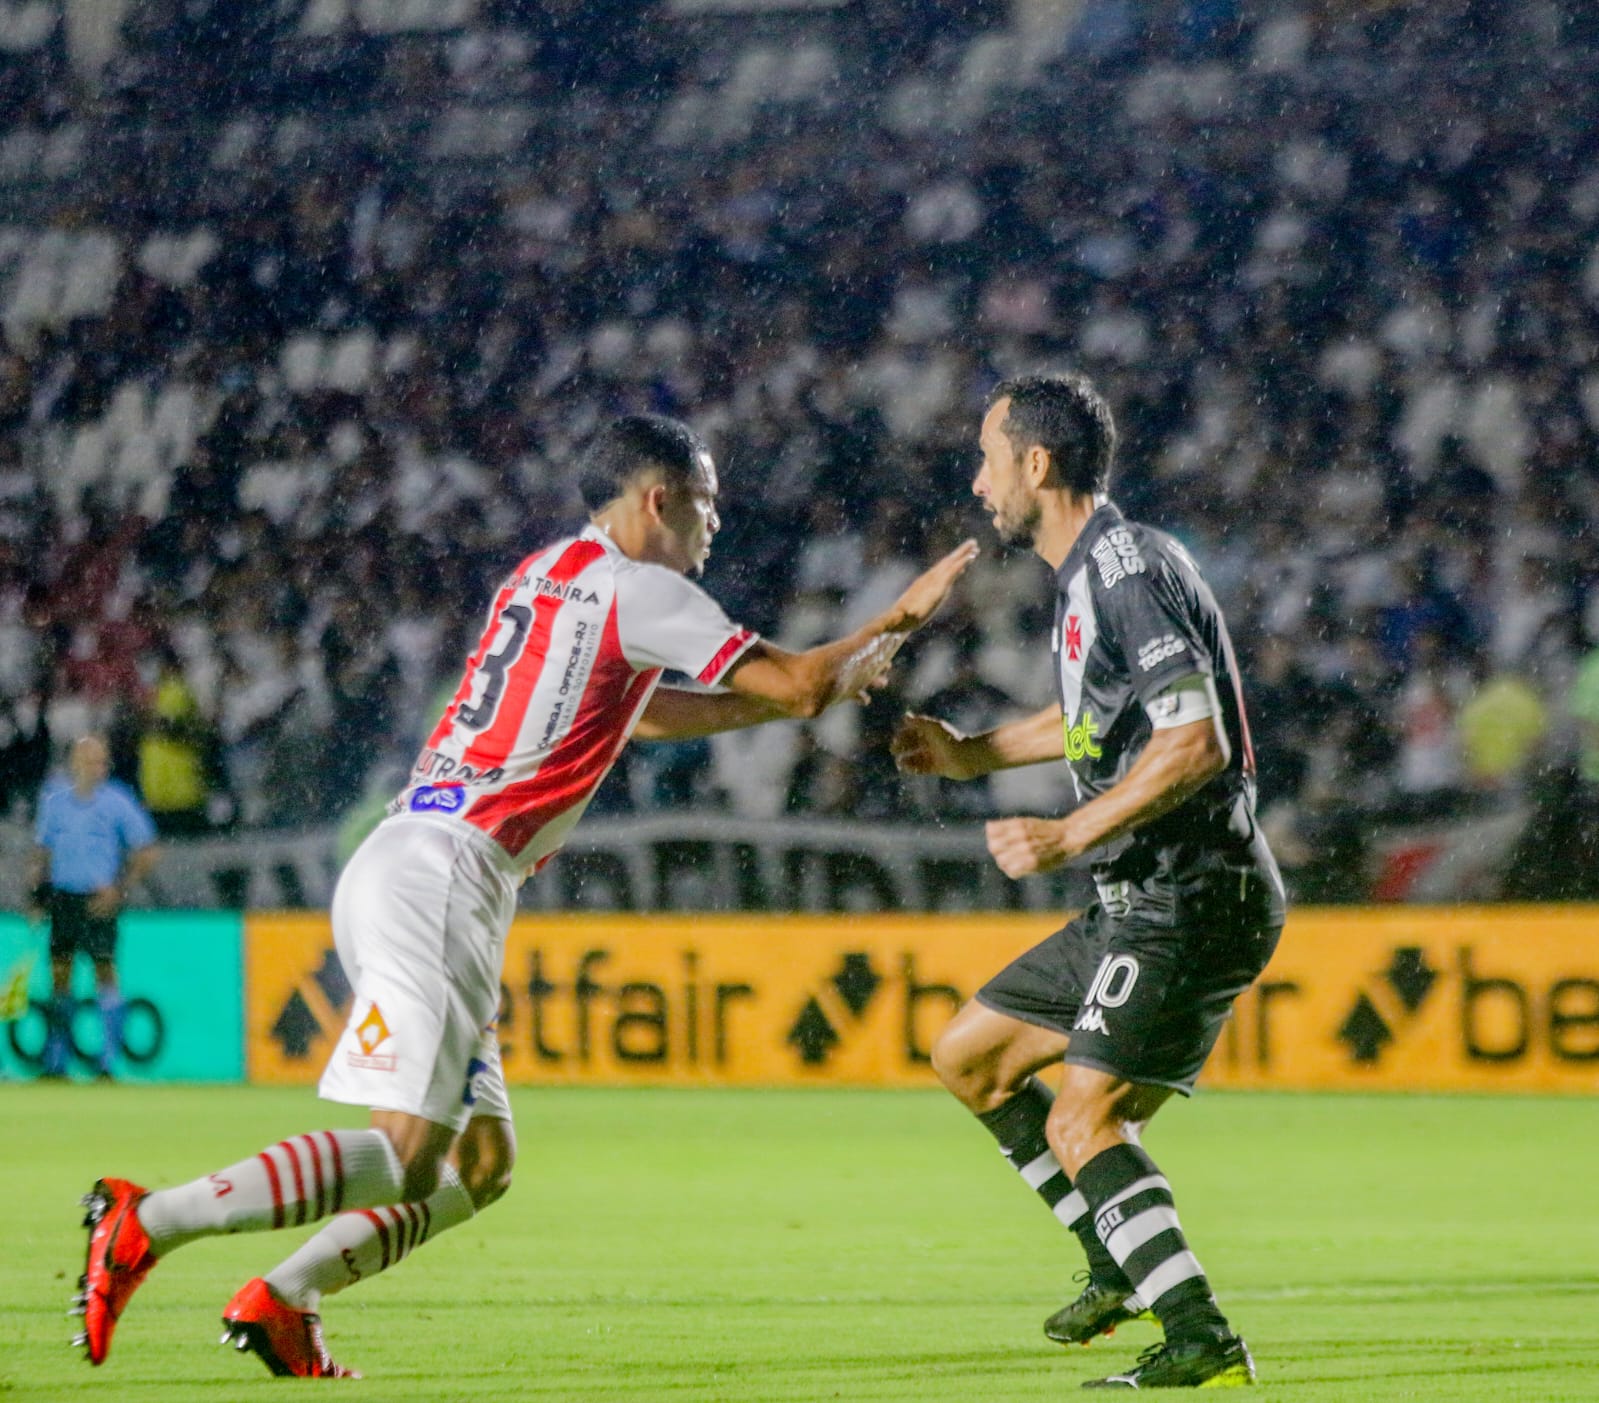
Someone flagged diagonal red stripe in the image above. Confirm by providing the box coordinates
[361,1208,391,1271]
[323,1131,345,1214]
[279,1139,307,1227]
[469,603,652,858]
[696,628,755,685]
[461,538,606,774]
[425,572,525,752]
[258,1151,284,1231]
[300,1134,325,1222]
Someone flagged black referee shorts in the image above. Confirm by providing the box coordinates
[47,891,120,965]
[976,899,1281,1095]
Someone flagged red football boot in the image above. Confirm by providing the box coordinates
[220,1278,360,1379]
[74,1178,157,1365]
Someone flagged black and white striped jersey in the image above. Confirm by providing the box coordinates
[1051,501,1276,894]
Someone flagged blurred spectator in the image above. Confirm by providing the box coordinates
[136,645,225,836]
[26,735,159,1079]
[0,0,1594,905]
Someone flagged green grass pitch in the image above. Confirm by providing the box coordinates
[2,1084,1596,1400]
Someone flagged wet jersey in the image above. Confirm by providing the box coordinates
[393,525,756,876]
[1052,502,1282,917]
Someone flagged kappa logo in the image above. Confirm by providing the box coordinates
[1074,954,1141,1037]
[1137,634,1186,671]
[349,1002,398,1071]
[1091,528,1146,589]
[1074,1005,1109,1034]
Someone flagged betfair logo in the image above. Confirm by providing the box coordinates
[1063,710,1102,762]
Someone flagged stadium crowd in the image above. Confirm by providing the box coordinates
[3,0,1599,900]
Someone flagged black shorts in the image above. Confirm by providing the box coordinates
[47,891,119,964]
[977,900,1281,1095]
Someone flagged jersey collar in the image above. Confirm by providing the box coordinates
[1056,498,1121,587]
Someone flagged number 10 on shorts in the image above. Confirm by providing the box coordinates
[1084,954,1140,1010]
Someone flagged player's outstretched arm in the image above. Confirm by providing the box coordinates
[719,539,979,722]
[633,687,790,741]
[633,540,977,741]
[891,703,1064,781]
[985,714,1229,878]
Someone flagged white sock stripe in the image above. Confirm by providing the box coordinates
[1019,1148,1063,1189]
[1134,1250,1206,1306]
[1105,1204,1182,1264]
[1097,1172,1170,1222]
[1053,1188,1089,1228]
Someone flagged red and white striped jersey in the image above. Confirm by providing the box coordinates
[393,526,756,876]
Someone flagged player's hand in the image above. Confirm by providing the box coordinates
[892,713,982,780]
[984,816,1075,878]
[888,540,979,632]
[87,886,121,918]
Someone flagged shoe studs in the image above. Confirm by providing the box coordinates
[71,1331,88,1350]
[79,1191,108,1229]
[68,1294,87,1317]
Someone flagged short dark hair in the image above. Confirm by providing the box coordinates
[578,414,711,513]
[988,373,1116,496]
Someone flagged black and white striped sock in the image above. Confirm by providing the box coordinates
[976,1078,1129,1289]
[1073,1142,1229,1343]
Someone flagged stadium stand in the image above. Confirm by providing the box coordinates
[2,0,1597,906]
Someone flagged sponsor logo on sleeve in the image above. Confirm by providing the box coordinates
[1137,634,1187,671]
[409,784,466,814]
[1091,528,1146,588]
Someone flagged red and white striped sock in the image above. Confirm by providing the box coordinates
[137,1129,405,1256]
[264,1164,476,1310]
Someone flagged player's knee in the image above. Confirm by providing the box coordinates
[929,1024,973,1093]
[931,1025,1003,1110]
[454,1120,516,1211]
[458,1147,514,1211]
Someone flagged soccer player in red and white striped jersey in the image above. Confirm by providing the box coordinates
[74,413,977,1377]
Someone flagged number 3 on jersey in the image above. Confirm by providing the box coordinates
[458,604,533,731]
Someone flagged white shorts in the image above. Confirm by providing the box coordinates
[318,815,517,1132]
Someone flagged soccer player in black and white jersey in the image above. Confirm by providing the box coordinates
[893,373,1284,1389]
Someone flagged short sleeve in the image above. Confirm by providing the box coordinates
[1090,537,1212,705]
[613,563,759,684]
[113,787,159,851]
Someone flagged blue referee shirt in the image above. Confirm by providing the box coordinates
[34,778,158,895]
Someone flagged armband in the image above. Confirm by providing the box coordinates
[1146,674,1219,730]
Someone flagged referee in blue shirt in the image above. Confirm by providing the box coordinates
[25,736,159,1079]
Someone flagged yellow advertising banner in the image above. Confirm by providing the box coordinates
[244,907,1599,1092]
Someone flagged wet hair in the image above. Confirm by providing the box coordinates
[578,414,711,513]
[988,373,1116,496]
